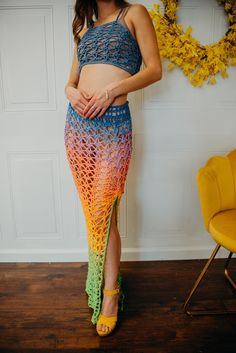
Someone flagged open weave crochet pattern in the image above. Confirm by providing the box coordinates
[64,101,132,324]
[77,18,142,76]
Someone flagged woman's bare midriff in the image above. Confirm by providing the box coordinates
[76,63,131,106]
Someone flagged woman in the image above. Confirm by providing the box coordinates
[64,0,162,336]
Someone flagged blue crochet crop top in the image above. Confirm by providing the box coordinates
[77,6,142,76]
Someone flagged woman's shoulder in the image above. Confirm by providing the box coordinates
[127,3,148,13]
[125,3,149,21]
[126,3,151,25]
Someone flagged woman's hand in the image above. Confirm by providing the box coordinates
[66,86,91,118]
[82,86,116,119]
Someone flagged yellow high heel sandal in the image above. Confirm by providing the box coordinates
[96,286,120,336]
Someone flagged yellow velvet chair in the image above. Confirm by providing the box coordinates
[184,149,236,315]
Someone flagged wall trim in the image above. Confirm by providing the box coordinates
[0,245,231,262]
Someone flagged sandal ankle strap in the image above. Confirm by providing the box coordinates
[103,287,120,295]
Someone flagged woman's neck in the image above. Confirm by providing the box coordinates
[96,2,120,21]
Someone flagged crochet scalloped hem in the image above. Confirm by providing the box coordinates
[64,100,132,324]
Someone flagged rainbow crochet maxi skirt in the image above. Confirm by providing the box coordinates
[64,100,132,324]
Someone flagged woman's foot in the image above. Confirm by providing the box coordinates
[97,286,119,333]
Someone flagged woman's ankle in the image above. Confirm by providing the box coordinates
[104,279,119,290]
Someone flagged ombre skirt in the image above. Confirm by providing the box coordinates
[64,100,132,324]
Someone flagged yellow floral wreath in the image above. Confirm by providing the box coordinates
[149,0,236,86]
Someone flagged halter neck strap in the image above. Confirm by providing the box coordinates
[115,7,124,21]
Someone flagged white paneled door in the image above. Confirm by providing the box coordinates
[0,0,235,262]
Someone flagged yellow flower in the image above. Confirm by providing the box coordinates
[209,77,217,84]
[185,26,193,36]
[221,70,229,78]
[149,0,236,87]
[225,3,232,11]
[231,58,236,65]
[167,62,175,71]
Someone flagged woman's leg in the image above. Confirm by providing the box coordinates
[97,205,121,333]
[104,201,121,288]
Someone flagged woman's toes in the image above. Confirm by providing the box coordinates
[103,324,108,332]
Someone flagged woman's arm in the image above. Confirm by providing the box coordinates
[107,3,163,99]
[65,33,91,115]
[64,40,80,98]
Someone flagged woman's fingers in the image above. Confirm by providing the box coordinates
[80,88,92,101]
[72,101,87,117]
[74,106,84,116]
[80,93,89,103]
[78,90,93,115]
[75,88,113,119]
[88,106,102,119]
[83,99,97,117]
[86,104,99,119]
[97,106,108,118]
[73,94,90,116]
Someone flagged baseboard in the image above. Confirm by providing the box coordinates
[0,245,231,262]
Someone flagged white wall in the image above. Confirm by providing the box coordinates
[0,0,235,262]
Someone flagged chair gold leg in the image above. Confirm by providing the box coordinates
[224,251,236,291]
[183,243,236,316]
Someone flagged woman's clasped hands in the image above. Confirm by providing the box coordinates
[83,86,116,119]
[70,85,115,119]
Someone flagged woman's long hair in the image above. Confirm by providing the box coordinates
[72,0,131,44]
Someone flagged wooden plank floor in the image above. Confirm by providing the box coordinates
[0,258,236,353]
